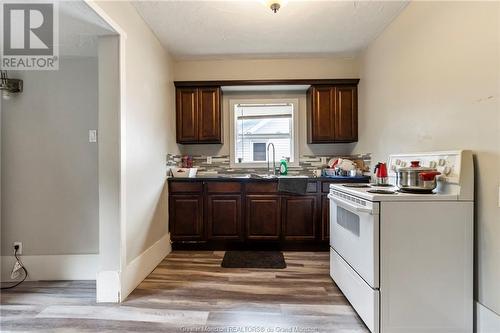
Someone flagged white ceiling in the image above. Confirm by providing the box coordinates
[133,0,409,60]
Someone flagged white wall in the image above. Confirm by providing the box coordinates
[354,1,500,322]
[93,0,178,300]
[1,58,99,256]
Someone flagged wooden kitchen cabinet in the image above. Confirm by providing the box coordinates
[321,195,330,241]
[307,85,358,143]
[282,196,317,241]
[176,87,222,144]
[206,195,242,240]
[169,194,204,241]
[246,195,281,240]
[335,86,357,141]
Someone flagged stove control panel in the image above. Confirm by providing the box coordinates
[388,151,467,184]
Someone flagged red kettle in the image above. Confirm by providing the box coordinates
[374,162,388,185]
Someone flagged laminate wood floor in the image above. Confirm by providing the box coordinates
[1,251,368,333]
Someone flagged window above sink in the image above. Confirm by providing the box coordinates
[230,98,299,168]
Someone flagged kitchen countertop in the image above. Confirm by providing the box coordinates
[167,175,371,182]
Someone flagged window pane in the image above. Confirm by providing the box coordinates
[253,143,266,161]
[234,103,294,164]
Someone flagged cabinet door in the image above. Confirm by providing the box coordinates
[282,196,317,240]
[176,88,198,143]
[309,86,335,143]
[169,195,203,241]
[198,87,222,143]
[207,195,242,240]
[246,195,281,240]
[321,195,330,241]
[335,86,358,142]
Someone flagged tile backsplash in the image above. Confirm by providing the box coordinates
[167,153,371,176]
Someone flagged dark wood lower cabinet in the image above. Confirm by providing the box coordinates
[169,195,203,241]
[246,195,281,240]
[207,195,242,240]
[321,195,330,241]
[282,196,317,240]
[169,179,366,249]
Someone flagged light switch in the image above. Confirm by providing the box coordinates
[89,130,97,143]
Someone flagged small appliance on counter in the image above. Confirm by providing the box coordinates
[373,162,388,185]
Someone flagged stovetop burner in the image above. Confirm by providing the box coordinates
[398,188,435,194]
[371,183,394,187]
[367,189,397,195]
[343,184,371,188]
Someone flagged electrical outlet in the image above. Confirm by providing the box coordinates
[88,130,97,143]
[13,242,22,255]
[207,156,212,164]
[320,157,327,165]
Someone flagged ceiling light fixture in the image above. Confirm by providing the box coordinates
[261,0,287,13]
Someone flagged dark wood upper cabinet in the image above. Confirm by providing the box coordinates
[176,87,222,144]
[308,86,335,142]
[282,196,317,241]
[176,88,198,143]
[169,194,204,241]
[335,86,358,142]
[307,85,358,143]
[198,88,221,142]
[246,195,281,240]
[206,194,242,240]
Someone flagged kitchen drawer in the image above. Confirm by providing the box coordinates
[170,182,203,193]
[206,182,242,193]
[245,182,278,193]
[330,248,379,333]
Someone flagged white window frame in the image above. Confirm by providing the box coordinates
[229,98,300,168]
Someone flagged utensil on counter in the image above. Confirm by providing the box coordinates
[396,160,441,192]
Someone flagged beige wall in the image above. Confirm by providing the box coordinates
[94,1,178,268]
[175,57,360,158]
[1,58,99,256]
[174,57,359,81]
[354,1,500,315]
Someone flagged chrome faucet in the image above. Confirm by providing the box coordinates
[267,143,276,176]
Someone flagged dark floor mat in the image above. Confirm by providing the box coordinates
[221,251,286,269]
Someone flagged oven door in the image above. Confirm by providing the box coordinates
[328,192,380,288]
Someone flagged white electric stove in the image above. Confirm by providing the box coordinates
[328,150,473,333]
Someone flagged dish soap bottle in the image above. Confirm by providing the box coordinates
[279,158,288,175]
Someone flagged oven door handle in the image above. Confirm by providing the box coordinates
[328,194,374,214]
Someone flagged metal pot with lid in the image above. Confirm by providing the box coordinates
[396,161,441,192]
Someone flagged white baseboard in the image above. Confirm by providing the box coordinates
[96,270,121,303]
[477,302,500,333]
[121,232,171,301]
[1,254,99,282]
